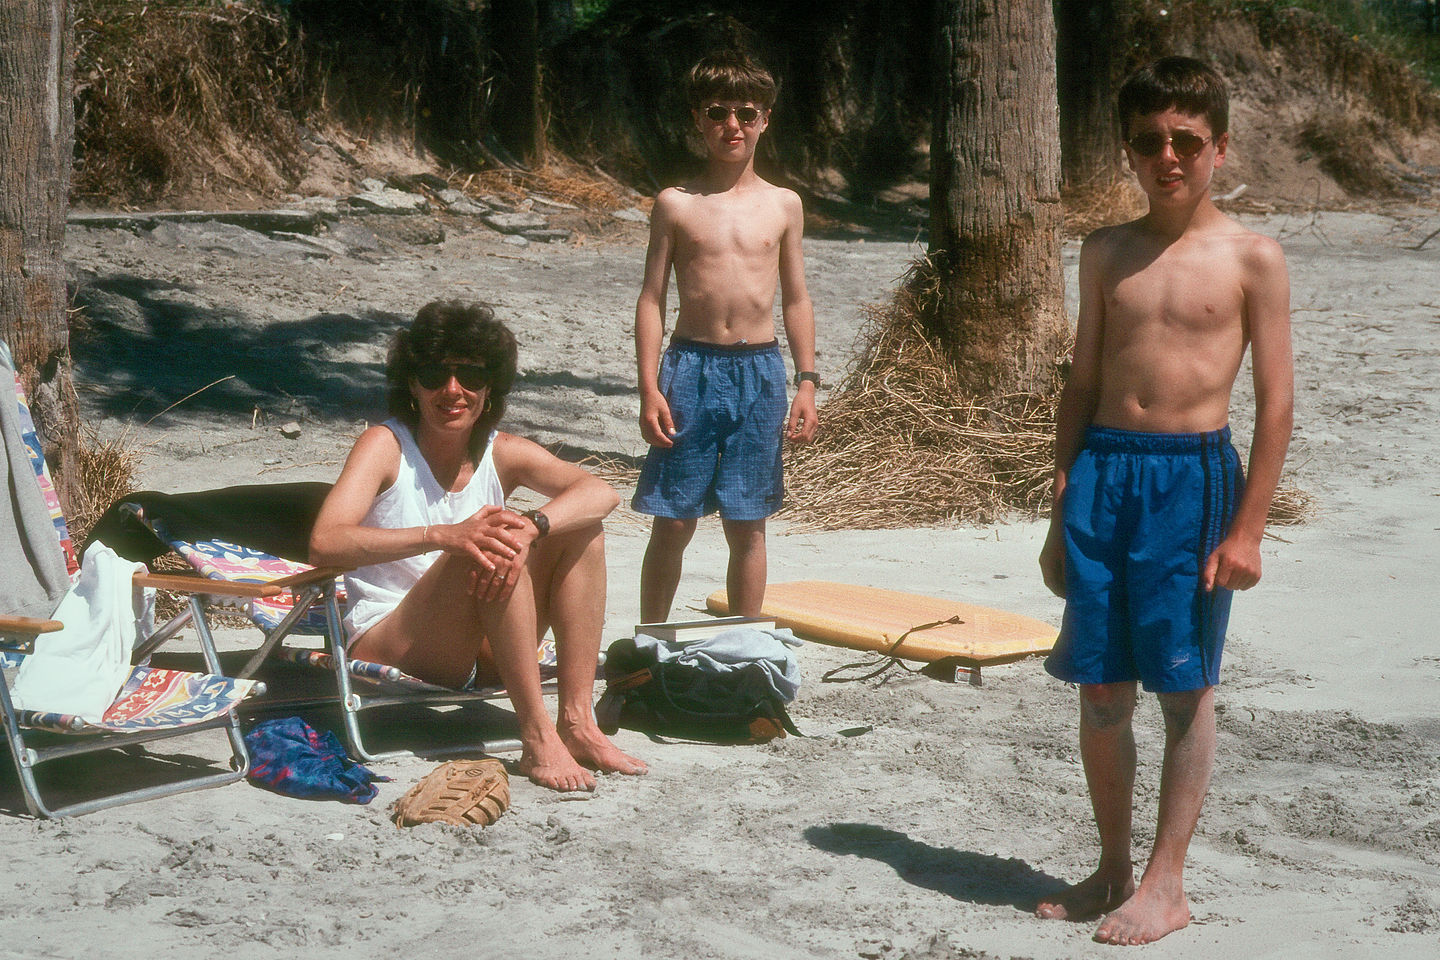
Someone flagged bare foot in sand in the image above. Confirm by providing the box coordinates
[517,734,597,792]
[1092,880,1190,945]
[1037,870,1135,922]
[560,722,648,776]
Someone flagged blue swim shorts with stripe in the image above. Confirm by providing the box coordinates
[1044,425,1245,693]
[631,337,788,522]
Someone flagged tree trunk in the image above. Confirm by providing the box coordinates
[0,0,83,514]
[489,0,545,166]
[1055,0,1123,189]
[930,0,1067,396]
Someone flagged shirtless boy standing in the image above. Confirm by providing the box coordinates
[632,50,818,623]
[1037,57,1293,945]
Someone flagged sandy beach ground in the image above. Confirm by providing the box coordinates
[2,204,1437,959]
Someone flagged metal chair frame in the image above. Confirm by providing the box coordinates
[1,588,265,819]
[160,563,531,763]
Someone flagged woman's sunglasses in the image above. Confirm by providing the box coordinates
[704,104,762,125]
[413,363,487,391]
[1127,131,1212,159]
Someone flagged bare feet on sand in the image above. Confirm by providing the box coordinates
[560,722,649,777]
[1092,880,1191,946]
[517,734,597,792]
[518,724,647,792]
[1036,870,1135,922]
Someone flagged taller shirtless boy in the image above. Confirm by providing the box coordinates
[632,50,819,623]
[1037,57,1294,945]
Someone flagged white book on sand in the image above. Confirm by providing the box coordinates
[634,616,776,643]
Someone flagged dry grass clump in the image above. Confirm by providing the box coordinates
[458,158,641,212]
[1267,483,1314,526]
[781,272,1312,532]
[64,428,142,549]
[65,426,257,624]
[1062,177,1147,238]
[74,0,311,205]
[782,287,1060,530]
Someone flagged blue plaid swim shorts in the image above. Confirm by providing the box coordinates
[631,338,788,522]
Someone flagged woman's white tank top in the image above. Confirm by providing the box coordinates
[342,418,505,643]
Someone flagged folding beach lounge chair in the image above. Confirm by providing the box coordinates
[0,343,266,818]
[104,489,559,763]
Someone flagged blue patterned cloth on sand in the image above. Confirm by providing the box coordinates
[244,716,390,804]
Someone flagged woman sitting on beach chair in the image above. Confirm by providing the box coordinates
[309,300,646,791]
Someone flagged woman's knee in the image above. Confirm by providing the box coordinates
[532,520,605,568]
[528,523,607,614]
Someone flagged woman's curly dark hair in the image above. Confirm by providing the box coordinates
[386,300,518,461]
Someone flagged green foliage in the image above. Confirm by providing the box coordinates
[573,0,614,29]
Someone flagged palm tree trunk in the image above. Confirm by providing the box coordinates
[0,0,83,515]
[930,0,1068,396]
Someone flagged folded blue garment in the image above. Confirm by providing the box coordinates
[244,717,389,804]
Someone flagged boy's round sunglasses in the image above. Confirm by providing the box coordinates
[704,104,762,125]
[1127,131,1212,159]
[414,362,488,390]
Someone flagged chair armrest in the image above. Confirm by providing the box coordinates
[134,571,285,599]
[0,615,63,653]
[132,566,348,599]
[0,615,63,634]
[265,566,349,589]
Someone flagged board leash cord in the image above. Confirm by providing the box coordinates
[820,615,965,684]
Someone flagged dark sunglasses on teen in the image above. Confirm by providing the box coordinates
[413,362,488,391]
[1126,131,1212,159]
[704,104,762,125]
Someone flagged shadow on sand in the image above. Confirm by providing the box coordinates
[69,267,641,464]
[71,270,402,425]
[805,822,1067,912]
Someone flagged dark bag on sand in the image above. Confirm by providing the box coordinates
[595,637,801,744]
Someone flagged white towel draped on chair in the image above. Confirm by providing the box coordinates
[10,542,155,722]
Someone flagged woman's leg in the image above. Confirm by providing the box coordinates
[350,553,595,791]
[530,523,647,776]
[349,553,491,687]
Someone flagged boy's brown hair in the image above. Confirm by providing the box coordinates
[685,49,777,111]
[1117,55,1229,139]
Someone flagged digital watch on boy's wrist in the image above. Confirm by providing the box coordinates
[522,509,550,538]
[794,371,820,387]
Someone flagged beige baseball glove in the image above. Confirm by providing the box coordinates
[389,758,510,828]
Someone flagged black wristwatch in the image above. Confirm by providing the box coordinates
[794,371,820,387]
[522,509,550,538]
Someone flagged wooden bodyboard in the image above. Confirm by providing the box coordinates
[706,581,1057,667]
